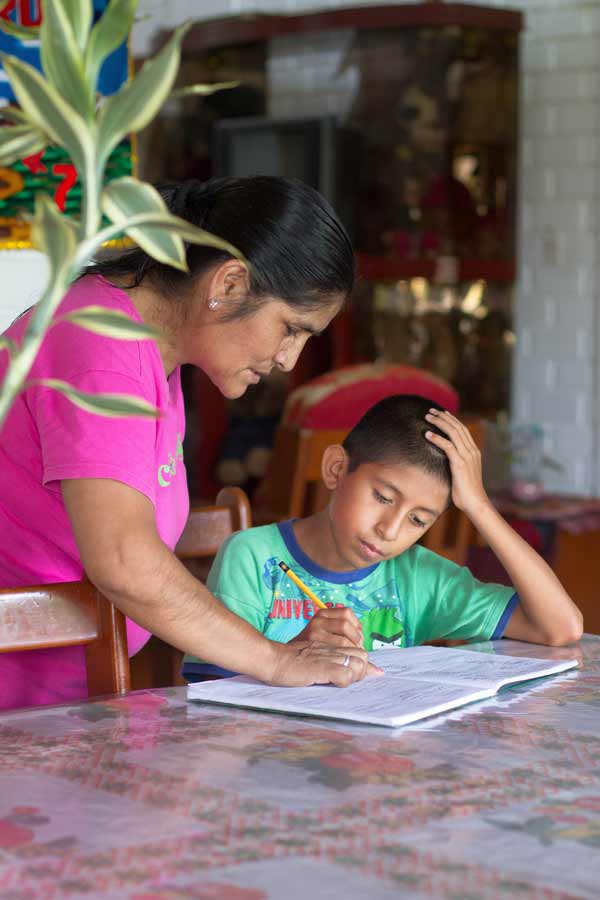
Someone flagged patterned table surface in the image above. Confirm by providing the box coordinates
[1,637,600,900]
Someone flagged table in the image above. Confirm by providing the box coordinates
[490,493,600,532]
[1,638,600,899]
[484,494,600,634]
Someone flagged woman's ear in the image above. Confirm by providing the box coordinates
[206,260,250,308]
[321,444,348,490]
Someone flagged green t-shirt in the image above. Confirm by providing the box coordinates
[183,520,518,677]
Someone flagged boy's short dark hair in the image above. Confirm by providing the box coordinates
[342,395,451,487]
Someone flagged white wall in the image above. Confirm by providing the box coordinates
[0,251,49,332]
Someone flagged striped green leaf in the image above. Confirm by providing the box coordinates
[37,378,160,419]
[31,194,78,284]
[0,336,16,355]
[0,18,39,41]
[171,81,238,98]
[40,0,93,120]
[0,124,46,165]
[97,22,190,167]
[102,176,186,269]
[1,54,95,174]
[85,0,137,91]
[0,106,29,125]
[62,305,159,341]
[59,0,93,54]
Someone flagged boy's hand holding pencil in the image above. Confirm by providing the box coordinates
[280,561,364,649]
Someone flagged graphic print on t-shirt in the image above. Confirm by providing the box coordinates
[157,433,184,487]
[261,554,408,649]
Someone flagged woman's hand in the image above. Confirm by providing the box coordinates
[268,641,383,687]
[289,607,364,648]
[424,409,490,516]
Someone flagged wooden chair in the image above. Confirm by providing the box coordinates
[267,425,348,520]
[176,485,251,556]
[175,485,252,581]
[0,579,129,698]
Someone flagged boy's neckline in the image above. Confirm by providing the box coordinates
[277,519,380,585]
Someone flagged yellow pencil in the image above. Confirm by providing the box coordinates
[278,561,328,610]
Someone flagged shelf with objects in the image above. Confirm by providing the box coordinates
[143,3,522,503]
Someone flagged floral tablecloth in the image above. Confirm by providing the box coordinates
[1,637,599,900]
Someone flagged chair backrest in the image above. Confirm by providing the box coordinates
[269,426,348,520]
[420,417,487,566]
[0,579,129,697]
[176,485,252,560]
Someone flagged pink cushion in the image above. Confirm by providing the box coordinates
[282,363,459,430]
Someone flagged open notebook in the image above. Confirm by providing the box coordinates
[187,645,579,728]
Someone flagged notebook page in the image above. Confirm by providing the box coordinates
[370,645,578,691]
[187,674,492,727]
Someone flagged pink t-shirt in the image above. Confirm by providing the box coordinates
[0,275,189,709]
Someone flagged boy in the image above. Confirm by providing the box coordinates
[183,396,582,680]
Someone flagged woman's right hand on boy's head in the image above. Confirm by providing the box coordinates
[290,607,364,649]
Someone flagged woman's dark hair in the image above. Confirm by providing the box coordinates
[87,176,355,319]
[342,395,452,488]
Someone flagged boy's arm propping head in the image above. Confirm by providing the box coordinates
[425,410,582,647]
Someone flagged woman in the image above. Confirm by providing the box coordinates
[0,176,374,710]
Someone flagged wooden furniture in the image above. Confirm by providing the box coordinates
[268,426,345,520]
[1,637,594,898]
[0,579,129,697]
[488,491,600,634]
[176,485,251,569]
[131,486,252,689]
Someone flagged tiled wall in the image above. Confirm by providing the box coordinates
[118,2,600,495]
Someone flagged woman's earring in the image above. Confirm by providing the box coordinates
[208,298,219,310]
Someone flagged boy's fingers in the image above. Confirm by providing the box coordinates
[425,429,457,458]
[428,410,477,457]
[426,410,470,456]
[314,607,363,644]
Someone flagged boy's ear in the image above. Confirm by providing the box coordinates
[321,444,348,490]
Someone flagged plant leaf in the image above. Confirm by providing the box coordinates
[102,176,186,269]
[0,105,29,125]
[0,18,39,41]
[61,305,160,341]
[0,124,46,165]
[31,193,78,283]
[36,379,161,419]
[58,0,92,53]
[0,336,16,355]
[0,54,95,173]
[99,203,244,274]
[40,0,93,120]
[171,81,239,98]
[97,22,190,167]
[85,0,137,91]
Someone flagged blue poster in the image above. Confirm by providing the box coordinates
[0,0,131,246]
[0,0,128,101]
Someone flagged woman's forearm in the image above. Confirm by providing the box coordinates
[62,477,372,686]
[91,532,279,681]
